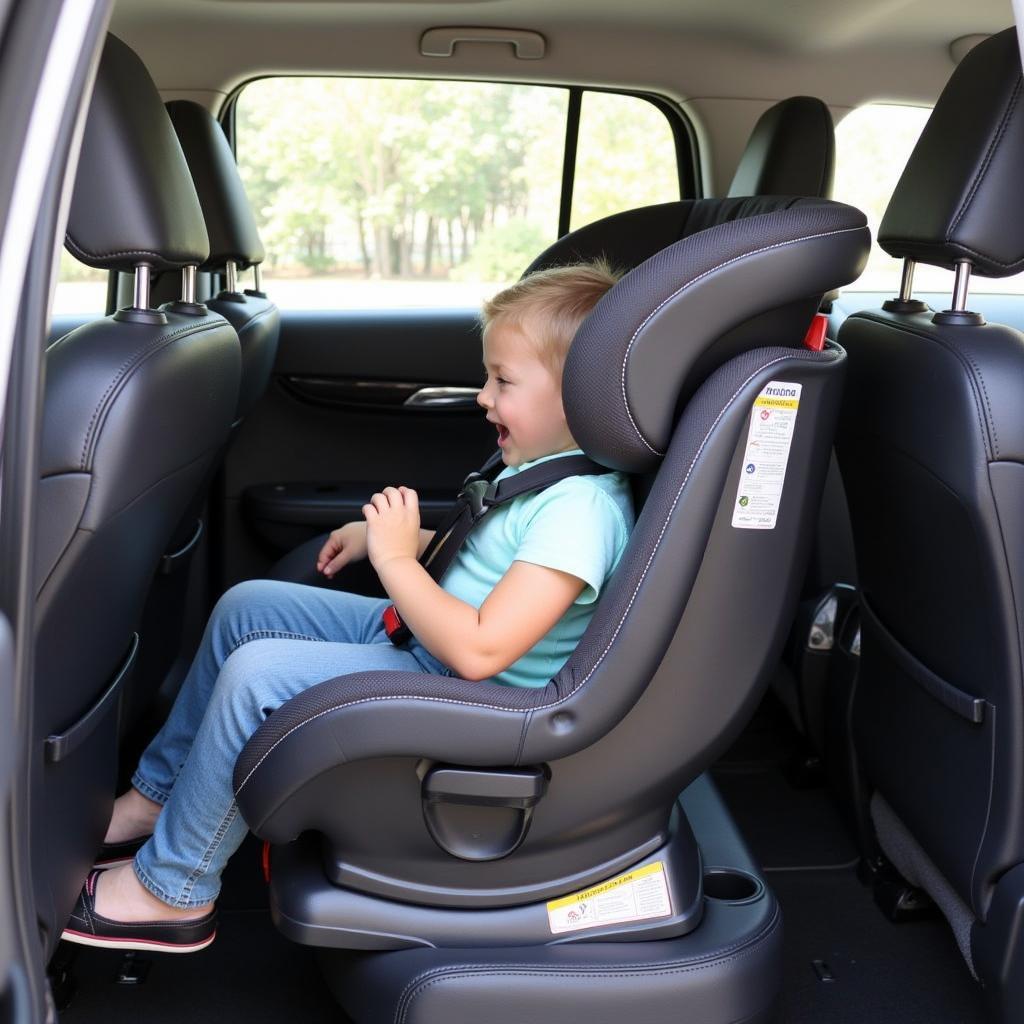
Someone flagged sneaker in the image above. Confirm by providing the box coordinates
[61,870,217,953]
[94,835,149,869]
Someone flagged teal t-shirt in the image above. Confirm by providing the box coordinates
[439,449,634,688]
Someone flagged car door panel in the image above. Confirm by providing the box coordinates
[221,307,497,587]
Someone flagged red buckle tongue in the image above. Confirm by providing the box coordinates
[382,604,411,644]
[803,312,829,351]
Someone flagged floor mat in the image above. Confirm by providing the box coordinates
[713,764,858,871]
[772,868,988,1024]
[57,908,347,1024]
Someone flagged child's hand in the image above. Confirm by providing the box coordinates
[363,486,421,570]
[316,521,368,578]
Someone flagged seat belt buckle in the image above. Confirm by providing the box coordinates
[383,604,411,645]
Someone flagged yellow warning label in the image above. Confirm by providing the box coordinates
[753,395,800,410]
[546,861,672,934]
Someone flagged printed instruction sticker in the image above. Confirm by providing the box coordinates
[546,861,672,935]
[731,380,802,530]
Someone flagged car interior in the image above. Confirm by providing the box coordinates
[3,1,1024,1023]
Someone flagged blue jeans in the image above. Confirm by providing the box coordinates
[130,579,450,909]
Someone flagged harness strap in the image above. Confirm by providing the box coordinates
[384,451,606,645]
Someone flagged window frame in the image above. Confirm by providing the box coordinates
[219,74,701,251]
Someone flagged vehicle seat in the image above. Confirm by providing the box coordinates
[834,27,1024,1024]
[165,99,280,426]
[35,35,240,956]
[233,197,868,1023]
[120,100,281,734]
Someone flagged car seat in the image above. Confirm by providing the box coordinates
[834,27,1024,1024]
[35,34,240,956]
[232,196,869,1023]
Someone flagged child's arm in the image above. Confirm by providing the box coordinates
[318,520,435,578]
[365,486,585,681]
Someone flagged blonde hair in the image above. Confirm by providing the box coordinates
[481,259,622,375]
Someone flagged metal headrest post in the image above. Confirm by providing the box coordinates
[245,262,268,299]
[114,263,168,325]
[933,259,985,326]
[882,258,929,314]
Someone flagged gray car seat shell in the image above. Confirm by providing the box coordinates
[33,34,241,955]
[834,27,1024,1023]
[234,195,867,983]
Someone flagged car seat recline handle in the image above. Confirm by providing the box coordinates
[422,765,548,861]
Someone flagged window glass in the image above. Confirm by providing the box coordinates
[834,103,1024,295]
[570,92,679,232]
[52,250,106,315]
[236,78,568,309]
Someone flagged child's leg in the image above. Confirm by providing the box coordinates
[129,580,396,812]
[131,630,441,912]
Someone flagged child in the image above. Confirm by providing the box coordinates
[62,260,634,953]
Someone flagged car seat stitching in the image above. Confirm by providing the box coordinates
[619,224,862,453]
[949,78,1022,238]
[78,320,227,469]
[64,233,177,263]
[393,908,780,1024]
[234,351,816,797]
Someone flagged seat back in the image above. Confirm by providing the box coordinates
[233,198,868,946]
[166,99,279,425]
[835,27,1024,923]
[121,100,280,731]
[33,34,240,953]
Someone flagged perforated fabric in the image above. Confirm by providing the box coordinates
[233,344,833,793]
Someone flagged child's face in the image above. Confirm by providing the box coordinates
[477,319,576,467]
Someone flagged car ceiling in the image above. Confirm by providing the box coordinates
[111,0,1014,108]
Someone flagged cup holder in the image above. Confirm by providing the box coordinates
[703,868,763,904]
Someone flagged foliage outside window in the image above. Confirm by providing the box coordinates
[52,250,106,315]
[235,78,680,309]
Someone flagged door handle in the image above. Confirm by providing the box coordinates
[403,387,481,410]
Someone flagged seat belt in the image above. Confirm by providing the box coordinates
[382,451,606,645]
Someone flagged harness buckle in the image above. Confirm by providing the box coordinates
[458,478,497,523]
[382,604,411,645]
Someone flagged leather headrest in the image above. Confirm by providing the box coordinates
[879,28,1024,277]
[64,35,209,273]
[563,199,869,472]
[728,96,835,199]
[166,100,265,270]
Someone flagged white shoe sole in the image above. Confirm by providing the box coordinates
[60,927,216,954]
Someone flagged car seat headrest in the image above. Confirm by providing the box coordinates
[64,35,209,273]
[727,96,835,199]
[563,198,869,473]
[165,100,266,272]
[879,27,1024,277]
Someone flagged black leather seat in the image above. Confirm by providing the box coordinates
[165,99,280,426]
[120,100,281,732]
[727,95,834,199]
[834,27,1024,1023]
[233,197,868,1023]
[34,34,240,956]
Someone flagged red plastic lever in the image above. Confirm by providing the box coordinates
[803,313,829,351]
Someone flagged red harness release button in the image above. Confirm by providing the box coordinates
[803,312,829,351]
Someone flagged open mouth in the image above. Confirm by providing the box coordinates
[495,423,510,445]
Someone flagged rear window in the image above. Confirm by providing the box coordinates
[834,103,1024,295]
[234,78,689,309]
